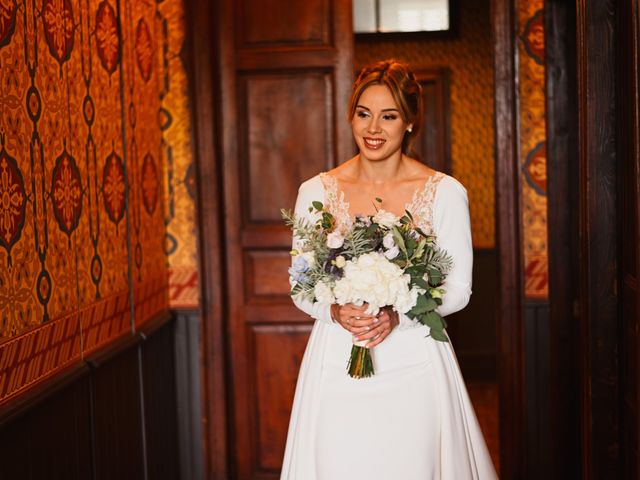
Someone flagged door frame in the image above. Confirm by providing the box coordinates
[188,0,527,477]
[491,0,527,477]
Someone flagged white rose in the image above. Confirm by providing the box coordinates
[335,255,346,268]
[373,210,399,229]
[326,231,344,249]
[384,245,400,260]
[314,281,336,304]
[301,251,315,268]
[382,233,396,249]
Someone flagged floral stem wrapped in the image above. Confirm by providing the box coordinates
[282,200,453,378]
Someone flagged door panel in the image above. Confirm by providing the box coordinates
[620,1,640,476]
[240,73,334,224]
[217,0,354,477]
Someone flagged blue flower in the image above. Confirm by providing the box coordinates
[292,256,310,273]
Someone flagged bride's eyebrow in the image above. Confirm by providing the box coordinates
[355,105,400,113]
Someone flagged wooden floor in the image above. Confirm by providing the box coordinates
[467,382,500,475]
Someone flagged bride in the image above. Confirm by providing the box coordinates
[280,59,497,479]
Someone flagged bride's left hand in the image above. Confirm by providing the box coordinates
[354,307,399,348]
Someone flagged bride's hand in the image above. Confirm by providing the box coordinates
[330,303,377,335]
[353,307,399,348]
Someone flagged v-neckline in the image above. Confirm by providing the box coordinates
[322,171,441,220]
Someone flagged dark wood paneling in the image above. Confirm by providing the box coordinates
[244,250,292,302]
[173,310,205,480]
[91,346,146,480]
[184,0,230,475]
[0,313,181,480]
[492,0,526,477]
[251,325,311,474]
[238,0,330,47]
[545,0,581,477]
[414,69,451,173]
[524,302,550,478]
[617,0,640,477]
[240,72,333,224]
[0,376,92,480]
[447,248,497,381]
[576,1,621,477]
[142,321,180,480]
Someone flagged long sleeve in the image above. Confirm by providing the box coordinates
[289,176,334,325]
[432,176,473,317]
[397,176,473,330]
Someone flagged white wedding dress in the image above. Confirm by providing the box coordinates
[281,172,498,480]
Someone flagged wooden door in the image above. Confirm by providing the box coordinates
[216,1,354,478]
[619,0,640,477]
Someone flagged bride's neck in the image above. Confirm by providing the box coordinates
[356,154,406,184]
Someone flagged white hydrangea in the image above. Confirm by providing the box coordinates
[314,280,335,304]
[333,251,421,315]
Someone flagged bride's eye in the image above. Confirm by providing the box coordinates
[356,110,370,118]
[383,114,398,121]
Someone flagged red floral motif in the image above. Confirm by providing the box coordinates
[135,19,153,82]
[52,150,82,235]
[95,1,119,74]
[0,147,26,250]
[524,141,547,195]
[103,152,125,224]
[43,0,75,64]
[141,153,158,215]
[0,0,17,48]
[522,9,544,65]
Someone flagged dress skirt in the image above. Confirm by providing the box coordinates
[280,320,498,480]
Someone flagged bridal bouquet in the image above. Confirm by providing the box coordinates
[281,199,453,379]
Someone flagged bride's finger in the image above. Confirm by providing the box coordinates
[354,324,385,342]
[365,329,390,348]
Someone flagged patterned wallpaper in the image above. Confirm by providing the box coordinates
[0,0,183,406]
[355,0,495,249]
[157,0,199,309]
[517,2,548,299]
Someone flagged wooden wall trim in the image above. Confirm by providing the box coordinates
[545,0,581,477]
[576,0,621,477]
[0,309,173,427]
[492,0,526,477]
[184,0,230,476]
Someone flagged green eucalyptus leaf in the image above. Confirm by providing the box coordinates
[312,201,324,211]
[430,329,449,342]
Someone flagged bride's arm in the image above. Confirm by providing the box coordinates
[288,178,335,325]
[396,176,473,330]
[432,177,473,317]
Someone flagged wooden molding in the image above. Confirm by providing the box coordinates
[184,0,230,476]
[492,0,526,477]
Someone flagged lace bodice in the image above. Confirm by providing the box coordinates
[318,171,446,235]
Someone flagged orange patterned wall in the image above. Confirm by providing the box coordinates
[355,0,495,248]
[157,0,199,309]
[517,2,548,299]
[0,0,170,406]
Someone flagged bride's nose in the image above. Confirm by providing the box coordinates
[367,117,381,134]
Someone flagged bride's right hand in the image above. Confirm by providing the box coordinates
[330,303,377,335]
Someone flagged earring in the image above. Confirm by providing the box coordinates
[407,127,413,133]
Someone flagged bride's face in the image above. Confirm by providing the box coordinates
[351,84,411,162]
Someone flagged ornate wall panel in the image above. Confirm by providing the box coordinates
[0,0,176,406]
[157,0,199,309]
[517,3,548,299]
[120,0,168,325]
[355,0,495,248]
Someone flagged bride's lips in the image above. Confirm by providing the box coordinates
[363,137,386,150]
